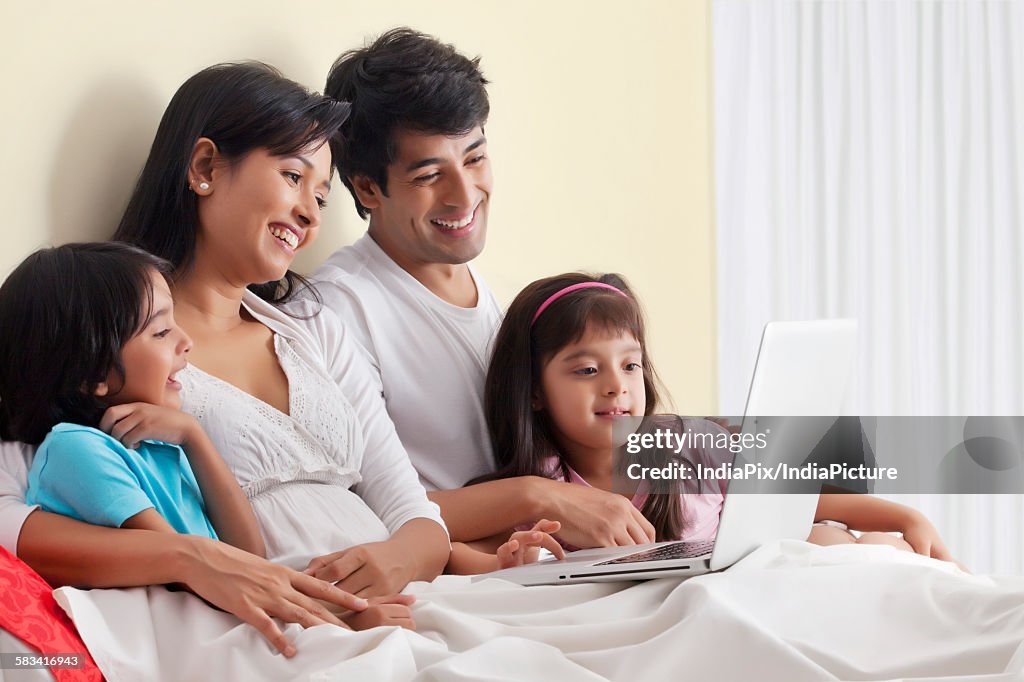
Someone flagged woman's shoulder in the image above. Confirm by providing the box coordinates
[243,289,349,346]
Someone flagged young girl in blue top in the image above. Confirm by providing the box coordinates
[449,272,957,573]
[0,242,264,556]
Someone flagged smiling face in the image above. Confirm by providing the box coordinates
[354,126,492,272]
[538,326,647,463]
[194,142,333,284]
[101,270,192,410]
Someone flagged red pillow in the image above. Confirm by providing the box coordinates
[0,546,103,681]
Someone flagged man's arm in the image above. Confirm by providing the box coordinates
[427,477,536,541]
[430,476,656,548]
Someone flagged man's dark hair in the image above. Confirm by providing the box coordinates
[0,242,172,444]
[325,27,490,219]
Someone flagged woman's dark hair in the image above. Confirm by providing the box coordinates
[325,27,490,219]
[473,273,689,541]
[113,61,350,304]
[0,242,172,445]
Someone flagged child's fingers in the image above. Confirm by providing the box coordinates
[387,610,417,631]
[517,531,565,561]
[121,420,160,450]
[373,604,416,629]
[500,530,565,568]
[110,414,145,446]
[518,531,564,559]
[532,519,561,534]
[99,403,137,433]
[497,538,520,558]
[391,604,413,618]
[508,542,530,567]
[496,538,522,568]
[537,533,565,560]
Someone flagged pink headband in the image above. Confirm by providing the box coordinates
[531,282,629,325]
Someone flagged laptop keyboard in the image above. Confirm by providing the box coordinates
[594,540,716,566]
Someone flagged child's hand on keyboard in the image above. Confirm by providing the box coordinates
[497,520,566,568]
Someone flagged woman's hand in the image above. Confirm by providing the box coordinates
[304,519,449,597]
[183,536,369,656]
[496,520,565,568]
[99,403,200,449]
[341,594,416,631]
[19,512,363,658]
[304,540,411,598]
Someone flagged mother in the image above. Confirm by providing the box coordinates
[113,61,448,589]
[1,61,448,656]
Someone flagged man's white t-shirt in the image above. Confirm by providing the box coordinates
[313,234,501,491]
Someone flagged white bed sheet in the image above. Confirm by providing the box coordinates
[54,541,1024,681]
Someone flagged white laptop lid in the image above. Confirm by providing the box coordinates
[743,319,858,418]
[709,319,858,570]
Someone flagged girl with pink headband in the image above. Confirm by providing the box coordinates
[444,273,956,572]
[445,272,709,572]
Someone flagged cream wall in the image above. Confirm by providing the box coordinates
[0,0,717,412]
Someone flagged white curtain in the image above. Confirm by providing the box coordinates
[714,0,1024,574]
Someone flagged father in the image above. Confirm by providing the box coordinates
[316,28,655,547]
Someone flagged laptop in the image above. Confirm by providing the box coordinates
[473,319,858,585]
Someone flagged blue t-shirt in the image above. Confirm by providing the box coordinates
[26,423,217,540]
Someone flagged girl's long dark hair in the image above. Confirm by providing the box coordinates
[113,62,350,305]
[0,242,172,445]
[474,272,690,541]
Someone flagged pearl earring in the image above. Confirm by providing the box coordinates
[198,182,210,191]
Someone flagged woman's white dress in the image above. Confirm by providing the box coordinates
[178,291,446,569]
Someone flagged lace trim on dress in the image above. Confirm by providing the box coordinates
[275,335,360,468]
[179,333,363,494]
